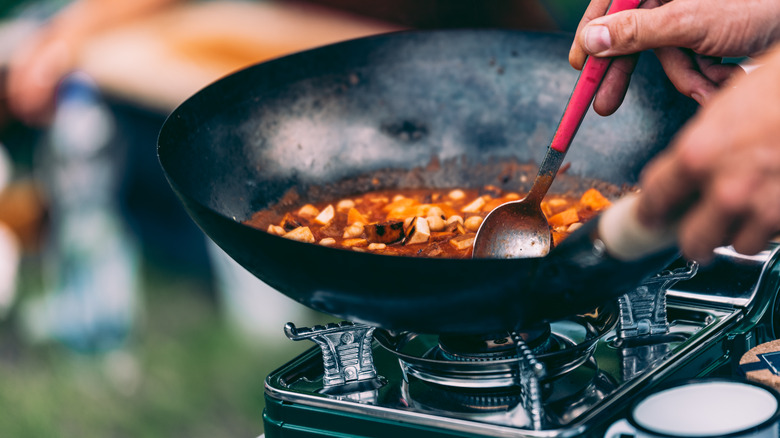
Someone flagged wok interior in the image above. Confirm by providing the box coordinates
[157,30,696,333]
[160,30,694,223]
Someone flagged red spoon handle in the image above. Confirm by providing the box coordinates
[550,0,641,153]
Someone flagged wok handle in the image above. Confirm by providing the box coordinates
[598,193,678,261]
[550,0,641,153]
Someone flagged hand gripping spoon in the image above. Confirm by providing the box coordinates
[472,0,641,259]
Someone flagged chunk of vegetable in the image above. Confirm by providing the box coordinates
[450,234,475,250]
[580,188,612,211]
[314,205,335,225]
[347,208,368,225]
[283,226,315,243]
[548,207,579,228]
[364,221,405,244]
[406,217,431,245]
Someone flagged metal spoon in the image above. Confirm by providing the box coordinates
[473,0,641,259]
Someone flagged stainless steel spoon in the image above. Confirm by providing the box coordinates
[473,0,641,259]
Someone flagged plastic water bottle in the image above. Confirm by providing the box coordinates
[34,72,140,353]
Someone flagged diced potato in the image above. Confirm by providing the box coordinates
[580,188,612,211]
[336,199,355,212]
[343,223,364,239]
[446,215,464,225]
[319,237,336,246]
[567,222,583,232]
[392,194,406,203]
[427,215,445,232]
[406,217,431,245]
[548,207,579,228]
[298,204,319,219]
[427,206,445,219]
[364,221,405,244]
[448,189,466,200]
[464,216,483,232]
[461,196,486,213]
[347,208,368,225]
[368,243,387,251]
[505,192,521,200]
[450,234,475,250]
[314,204,335,225]
[283,226,315,243]
[267,225,285,236]
[342,238,368,247]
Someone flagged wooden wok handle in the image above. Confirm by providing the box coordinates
[598,193,678,261]
[550,0,642,153]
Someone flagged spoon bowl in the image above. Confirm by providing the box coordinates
[473,199,551,258]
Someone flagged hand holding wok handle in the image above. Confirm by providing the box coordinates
[534,193,680,319]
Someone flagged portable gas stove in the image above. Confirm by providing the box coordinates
[262,244,780,437]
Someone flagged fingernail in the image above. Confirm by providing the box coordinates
[584,25,611,55]
[690,92,707,105]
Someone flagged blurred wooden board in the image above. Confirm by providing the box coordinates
[79,1,401,113]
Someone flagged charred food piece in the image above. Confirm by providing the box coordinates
[364,220,405,244]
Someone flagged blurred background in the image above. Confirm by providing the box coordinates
[0,1,584,436]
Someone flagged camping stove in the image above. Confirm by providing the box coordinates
[263,245,780,437]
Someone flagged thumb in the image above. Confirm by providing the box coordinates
[580,5,700,57]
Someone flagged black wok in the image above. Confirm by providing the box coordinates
[158,29,696,334]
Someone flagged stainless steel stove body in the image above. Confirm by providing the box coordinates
[263,245,780,438]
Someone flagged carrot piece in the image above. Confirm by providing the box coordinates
[580,188,612,211]
[552,230,567,247]
[541,201,553,218]
[483,198,506,213]
[382,197,417,212]
[548,207,579,228]
[347,208,368,225]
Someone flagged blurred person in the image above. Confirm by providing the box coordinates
[6,0,560,126]
[6,0,182,126]
[569,0,780,263]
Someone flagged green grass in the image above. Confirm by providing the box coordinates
[0,267,313,438]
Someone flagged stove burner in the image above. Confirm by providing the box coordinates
[437,324,553,362]
[374,302,619,389]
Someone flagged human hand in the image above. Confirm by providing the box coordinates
[5,0,181,127]
[569,0,780,115]
[635,44,780,263]
[6,25,83,126]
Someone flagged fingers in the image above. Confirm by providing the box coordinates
[695,56,744,86]
[730,183,780,256]
[654,48,742,105]
[654,47,718,104]
[569,0,613,70]
[637,65,780,263]
[578,3,703,58]
[592,54,638,116]
[675,166,754,262]
[6,33,73,126]
[635,147,699,230]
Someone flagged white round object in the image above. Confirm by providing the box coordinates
[633,381,778,436]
